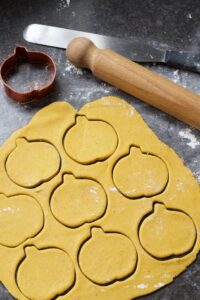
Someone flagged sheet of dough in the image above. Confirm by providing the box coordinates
[0,96,199,300]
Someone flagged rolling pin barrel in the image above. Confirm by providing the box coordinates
[67,37,200,130]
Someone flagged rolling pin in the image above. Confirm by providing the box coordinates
[67,37,200,130]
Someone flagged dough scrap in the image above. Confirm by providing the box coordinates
[0,97,199,300]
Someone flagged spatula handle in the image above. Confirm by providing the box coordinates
[67,37,200,130]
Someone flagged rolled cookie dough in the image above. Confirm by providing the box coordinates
[0,96,199,300]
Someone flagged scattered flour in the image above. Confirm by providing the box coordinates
[187,13,192,19]
[162,273,171,279]
[194,171,200,183]
[67,83,117,107]
[57,0,70,12]
[109,187,118,192]
[137,283,148,289]
[0,207,19,214]
[144,274,153,279]
[154,282,165,288]
[179,128,200,149]
[176,181,185,192]
[64,61,84,75]
[171,70,180,83]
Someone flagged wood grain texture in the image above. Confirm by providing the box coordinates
[67,37,200,130]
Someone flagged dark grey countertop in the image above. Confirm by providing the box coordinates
[0,0,200,299]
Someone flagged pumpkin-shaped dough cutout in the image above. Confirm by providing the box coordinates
[79,227,137,285]
[139,203,197,259]
[0,194,44,247]
[6,138,61,188]
[50,174,107,228]
[113,147,168,198]
[17,246,75,300]
[64,115,118,164]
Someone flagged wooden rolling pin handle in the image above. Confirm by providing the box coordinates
[67,37,200,130]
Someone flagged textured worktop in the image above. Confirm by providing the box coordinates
[0,0,200,299]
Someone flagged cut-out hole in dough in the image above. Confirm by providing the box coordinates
[63,115,118,164]
[0,194,44,247]
[6,138,61,188]
[16,246,75,300]
[113,146,169,198]
[139,203,197,259]
[79,227,137,285]
[50,174,107,228]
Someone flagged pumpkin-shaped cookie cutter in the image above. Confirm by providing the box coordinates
[0,46,56,103]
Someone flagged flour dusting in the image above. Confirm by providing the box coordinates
[67,82,118,108]
[57,0,70,12]
[137,284,148,289]
[179,128,200,149]
[109,187,118,192]
[162,273,171,278]
[64,61,84,75]
[194,171,200,183]
[171,70,180,83]
[154,282,164,288]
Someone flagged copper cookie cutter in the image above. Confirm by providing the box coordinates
[0,46,56,103]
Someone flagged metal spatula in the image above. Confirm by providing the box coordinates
[23,24,200,130]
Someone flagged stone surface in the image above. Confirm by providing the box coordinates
[0,0,199,299]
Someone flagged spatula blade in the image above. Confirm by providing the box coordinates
[23,24,166,63]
